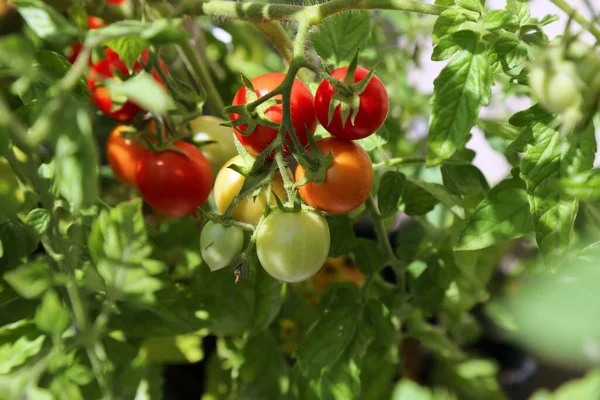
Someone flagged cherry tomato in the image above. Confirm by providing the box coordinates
[106,124,151,187]
[189,116,238,178]
[311,257,365,292]
[88,49,167,122]
[66,16,107,63]
[213,156,288,225]
[200,221,245,271]
[230,72,317,156]
[529,61,582,114]
[295,137,373,215]
[314,67,388,140]
[136,141,212,217]
[256,209,330,282]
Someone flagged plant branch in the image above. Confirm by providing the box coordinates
[550,0,600,41]
[255,21,294,64]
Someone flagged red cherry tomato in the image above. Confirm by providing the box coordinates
[66,16,106,64]
[106,125,151,187]
[136,141,213,217]
[315,67,388,140]
[230,72,317,156]
[88,49,167,122]
[295,137,373,215]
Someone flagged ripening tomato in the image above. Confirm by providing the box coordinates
[213,156,287,225]
[106,125,151,187]
[256,209,330,282]
[190,116,238,178]
[295,137,373,215]
[66,16,107,63]
[88,49,167,122]
[529,61,582,114]
[315,67,388,140]
[136,141,212,217]
[230,73,317,156]
[200,221,245,271]
[311,257,365,293]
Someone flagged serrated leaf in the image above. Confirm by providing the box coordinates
[402,181,439,216]
[97,260,162,304]
[34,290,71,337]
[433,9,467,44]
[455,177,532,251]
[106,71,175,115]
[457,0,483,13]
[326,215,357,257]
[409,178,465,219]
[353,238,386,274]
[488,32,529,73]
[560,169,600,201]
[0,320,46,374]
[4,262,52,299]
[518,106,596,257]
[483,10,519,31]
[442,163,488,196]
[104,37,149,70]
[311,11,371,64]
[432,30,474,61]
[428,31,492,165]
[25,208,51,236]
[377,171,406,218]
[406,313,465,360]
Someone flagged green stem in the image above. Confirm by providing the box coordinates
[181,0,464,22]
[550,0,600,41]
[255,21,294,64]
[275,150,294,204]
[372,156,426,169]
[179,40,226,115]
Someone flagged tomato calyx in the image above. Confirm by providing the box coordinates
[293,130,333,186]
[325,54,381,128]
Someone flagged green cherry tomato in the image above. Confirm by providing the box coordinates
[200,221,245,271]
[256,209,330,283]
[190,116,238,178]
[529,61,582,114]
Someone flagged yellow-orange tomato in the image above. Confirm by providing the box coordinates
[213,156,287,225]
[311,257,365,292]
[106,125,151,187]
[295,137,373,215]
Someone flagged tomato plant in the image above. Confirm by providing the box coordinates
[230,72,317,156]
[136,141,212,216]
[315,66,388,140]
[3,0,600,399]
[256,209,330,282]
[295,137,373,215]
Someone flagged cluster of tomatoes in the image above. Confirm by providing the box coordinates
[77,17,388,282]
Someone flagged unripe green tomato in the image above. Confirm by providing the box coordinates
[200,221,244,271]
[529,62,582,114]
[0,157,25,217]
[256,209,330,283]
[566,41,600,84]
[190,116,238,178]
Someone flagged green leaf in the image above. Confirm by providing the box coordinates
[353,238,386,274]
[409,178,465,219]
[25,208,51,236]
[97,260,162,305]
[530,370,600,400]
[249,266,285,336]
[4,262,52,299]
[392,379,432,400]
[53,102,98,212]
[402,180,439,216]
[0,320,46,374]
[89,20,187,45]
[355,132,387,152]
[11,0,79,45]
[406,312,465,360]
[432,30,473,61]
[433,9,467,44]
[441,164,488,196]
[410,252,457,314]
[0,219,39,270]
[428,30,492,165]
[377,171,406,218]
[326,215,357,257]
[488,32,529,73]
[455,177,532,250]
[457,0,483,13]
[34,290,71,338]
[311,11,372,64]
[432,358,506,400]
[0,35,35,78]
[560,169,600,200]
[139,19,189,44]
[143,332,205,364]
[106,71,175,116]
[104,36,149,70]
[89,199,153,265]
[477,118,521,140]
[483,10,519,31]
[516,106,596,257]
